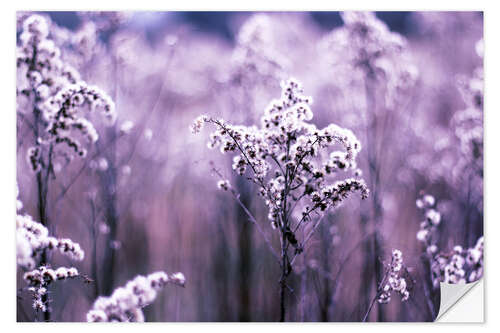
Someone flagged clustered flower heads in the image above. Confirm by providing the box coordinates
[378,249,410,304]
[431,237,484,285]
[415,192,484,287]
[16,187,85,270]
[452,43,483,179]
[16,184,84,302]
[71,21,100,61]
[77,11,131,32]
[324,12,405,76]
[231,14,287,85]
[41,81,116,157]
[17,14,81,105]
[415,193,441,251]
[17,14,116,173]
[86,271,186,322]
[16,213,85,269]
[193,78,368,236]
[16,184,85,315]
[321,11,418,109]
[24,266,79,312]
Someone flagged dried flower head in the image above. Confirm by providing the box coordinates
[17,14,116,173]
[16,187,85,269]
[194,78,368,234]
[87,271,185,322]
[378,249,410,304]
[416,192,484,287]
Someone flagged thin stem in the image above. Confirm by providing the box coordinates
[32,88,52,321]
[211,120,278,208]
[421,254,437,319]
[53,131,126,207]
[89,197,100,299]
[212,166,280,262]
[362,266,390,322]
[232,190,280,262]
[364,75,385,322]
[278,134,292,322]
[289,214,327,267]
[279,232,288,322]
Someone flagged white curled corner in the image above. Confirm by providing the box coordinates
[436,279,484,322]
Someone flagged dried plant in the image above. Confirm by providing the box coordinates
[17,185,85,318]
[363,249,410,321]
[16,11,483,322]
[193,78,368,320]
[416,193,484,288]
[87,271,185,322]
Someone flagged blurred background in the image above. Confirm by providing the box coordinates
[16,11,483,322]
